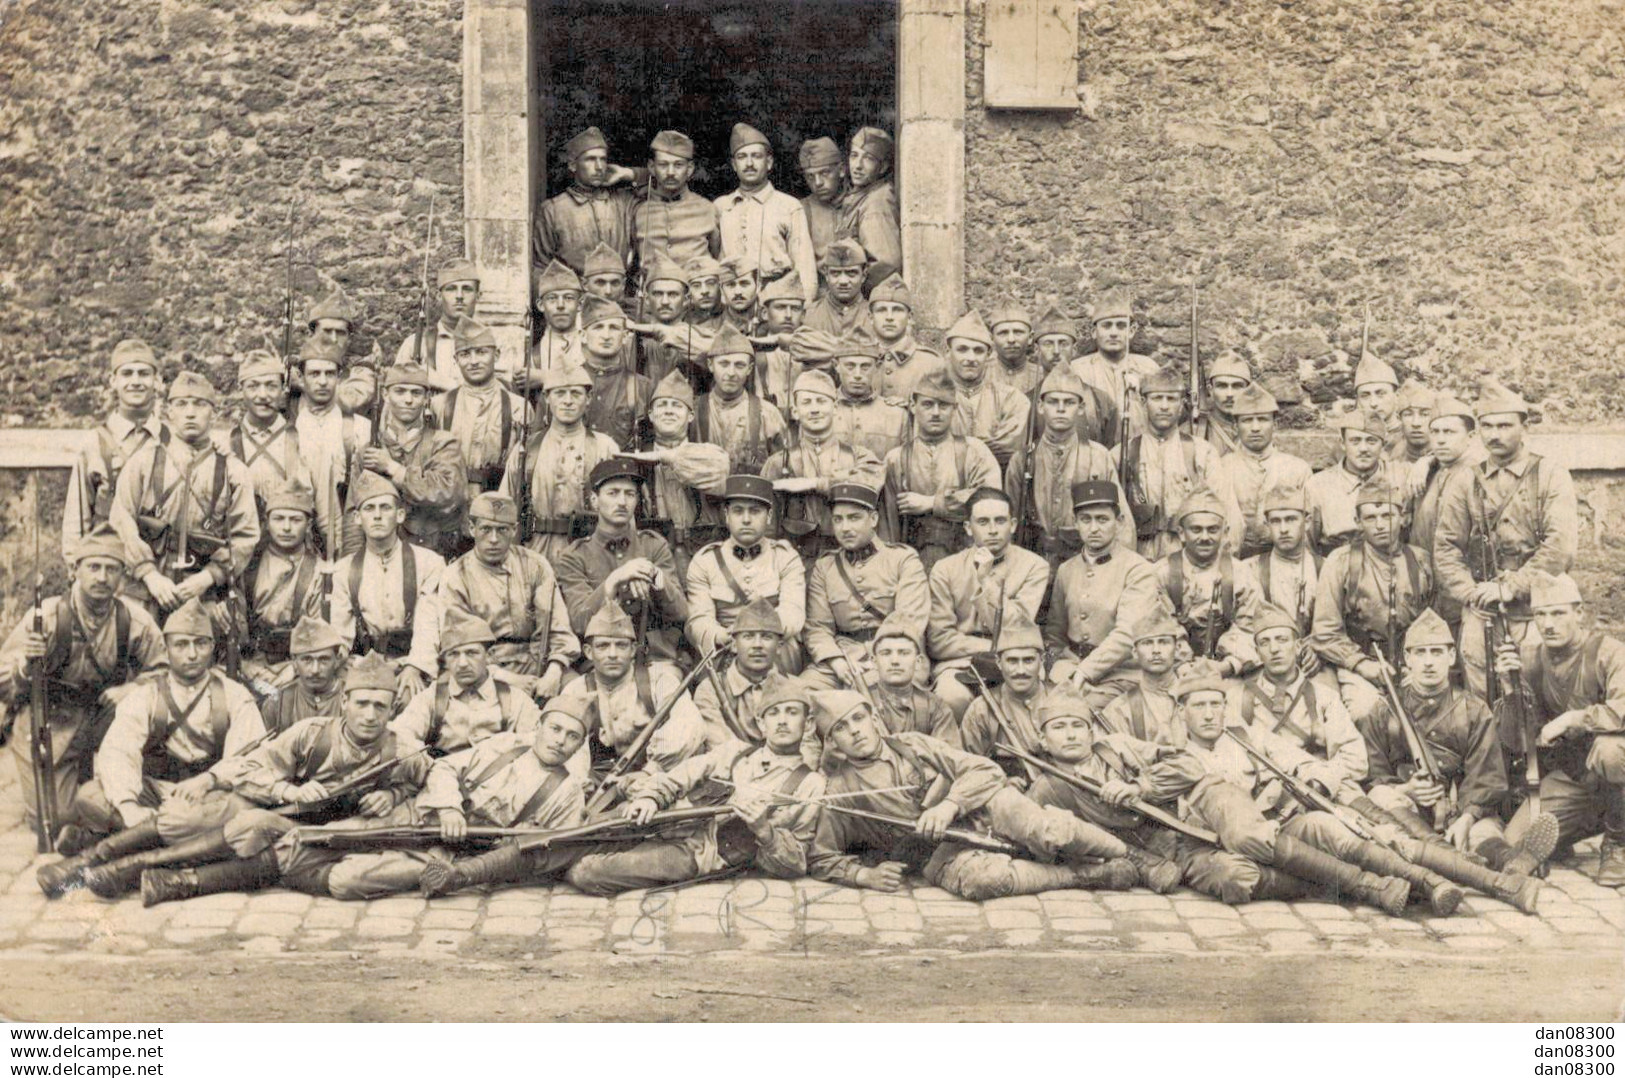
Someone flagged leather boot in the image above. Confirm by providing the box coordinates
[1123,843,1182,894]
[1347,838,1464,915]
[81,829,234,900]
[1350,795,1438,844]
[1598,784,1625,888]
[53,825,98,857]
[1072,857,1138,891]
[1272,835,1409,915]
[420,843,528,898]
[141,852,280,908]
[37,819,162,898]
[1248,865,1316,902]
[1405,838,1541,914]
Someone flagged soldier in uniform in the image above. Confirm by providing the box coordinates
[305,288,358,359]
[1408,395,1481,635]
[436,492,579,698]
[1310,477,1435,726]
[224,352,316,534]
[1242,482,1320,636]
[414,693,595,899]
[1154,488,1263,675]
[430,318,532,503]
[868,274,941,406]
[868,614,958,742]
[714,123,816,303]
[1494,574,1625,885]
[582,242,632,308]
[685,475,806,673]
[1391,382,1435,464]
[632,256,698,387]
[237,478,325,694]
[560,604,706,778]
[290,337,369,560]
[1191,353,1253,457]
[803,240,872,338]
[832,333,908,461]
[693,324,790,475]
[1306,411,1394,557]
[943,310,1029,470]
[803,484,928,692]
[554,458,689,665]
[1115,365,1213,560]
[752,271,810,409]
[1070,291,1161,444]
[65,340,169,559]
[534,126,643,277]
[350,361,467,560]
[986,307,1039,396]
[959,607,1053,777]
[1435,383,1577,699]
[1032,307,1076,373]
[396,257,485,390]
[258,616,349,736]
[109,371,260,619]
[500,362,619,566]
[1352,352,1400,443]
[763,370,884,563]
[718,256,760,334]
[633,129,722,271]
[1208,384,1313,559]
[883,366,1001,570]
[1010,363,1132,572]
[392,610,542,757]
[524,259,586,394]
[807,690,1138,899]
[1,529,164,837]
[1099,610,1186,747]
[927,487,1050,721]
[1045,480,1165,709]
[621,369,730,577]
[798,136,846,268]
[689,599,794,750]
[326,471,444,698]
[569,673,826,894]
[578,296,652,451]
[682,256,727,334]
[837,126,901,290]
[37,599,264,891]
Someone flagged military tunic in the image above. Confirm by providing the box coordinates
[430,382,532,498]
[802,195,841,267]
[1515,632,1625,848]
[803,295,872,339]
[63,413,168,560]
[1153,550,1263,669]
[1009,435,1134,565]
[1070,352,1162,443]
[327,540,444,677]
[291,400,369,560]
[239,546,326,674]
[1243,548,1321,637]
[835,180,900,290]
[499,424,619,566]
[554,528,689,665]
[1207,444,1314,559]
[833,394,909,462]
[1044,547,1163,692]
[876,340,942,407]
[959,683,1050,777]
[871,684,961,745]
[392,671,541,758]
[694,392,790,476]
[684,538,806,656]
[1101,675,1185,748]
[582,362,653,450]
[1359,684,1505,822]
[1112,430,1216,560]
[436,547,580,677]
[633,189,721,270]
[1231,668,1369,798]
[761,435,884,559]
[560,662,707,777]
[714,184,817,303]
[882,434,1002,571]
[804,540,929,686]
[535,183,641,277]
[347,419,467,559]
[219,417,315,526]
[927,546,1050,718]
[1305,459,1400,556]
[949,377,1030,469]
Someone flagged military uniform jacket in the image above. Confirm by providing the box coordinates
[582,362,653,450]
[691,663,777,748]
[629,739,827,877]
[437,547,580,677]
[1433,449,1578,621]
[805,540,928,665]
[430,381,532,496]
[645,438,730,542]
[1010,435,1134,553]
[960,683,1048,770]
[1111,429,1216,559]
[95,670,265,813]
[392,670,541,758]
[393,320,489,390]
[1232,668,1368,795]
[949,376,1029,468]
[882,434,1001,545]
[927,545,1050,668]
[242,546,326,661]
[987,357,1043,397]
[1310,539,1433,670]
[1520,632,1625,735]
[1305,459,1400,555]
[802,194,841,267]
[1044,546,1163,686]
[804,295,873,339]
[1101,676,1184,747]
[714,183,817,302]
[109,436,261,586]
[1208,444,1315,557]
[500,423,619,548]
[876,339,942,406]
[220,417,316,524]
[421,729,584,829]
[834,395,908,461]
[561,662,707,775]
[1362,685,1506,814]
[871,685,960,745]
[1070,352,1162,443]
[1027,734,1203,814]
[694,391,789,475]
[554,528,689,665]
[1406,452,1479,626]
[327,540,445,676]
[633,188,721,270]
[291,401,369,560]
[1154,549,1264,668]
[808,732,1006,884]
[261,673,344,737]
[761,435,884,539]
[351,420,467,549]
[63,412,168,560]
[685,537,806,654]
[224,713,412,809]
[1243,549,1320,637]
[836,179,900,290]
[535,182,641,277]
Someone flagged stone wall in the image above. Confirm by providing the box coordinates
[0,0,466,429]
[962,0,1625,426]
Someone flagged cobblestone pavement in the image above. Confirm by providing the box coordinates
[1,825,1618,964]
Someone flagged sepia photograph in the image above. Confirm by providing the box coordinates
[0,0,1621,1035]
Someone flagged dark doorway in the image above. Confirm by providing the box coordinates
[537,0,898,201]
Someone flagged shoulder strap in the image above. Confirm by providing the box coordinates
[465,743,532,791]
[402,545,419,626]
[511,767,569,825]
[747,394,761,449]
[443,388,459,430]
[498,391,513,461]
[209,451,227,518]
[292,554,319,613]
[1167,550,1185,612]
[494,680,517,727]
[1258,554,1274,607]
[709,546,750,604]
[1219,551,1235,618]
[777,763,813,797]
[429,677,450,748]
[295,720,338,784]
[1128,692,1147,741]
[230,427,245,463]
[634,662,655,716]
[833,554,888,621]
[43,598,76,677]
[347,555,367,640]
[146,442,168,510]
[695,394,711,442]
[1180,431,1197,475]
[114,600,132,677]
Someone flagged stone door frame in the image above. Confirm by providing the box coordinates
[461,0,966,361]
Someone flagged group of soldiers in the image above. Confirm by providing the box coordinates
[9,120,1622,922]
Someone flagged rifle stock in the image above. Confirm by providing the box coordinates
[1369,647,1451,829]
[273,745,431,818]
[1222,728,1379,843]
[29,499,55,853]
[992,740,1218,845]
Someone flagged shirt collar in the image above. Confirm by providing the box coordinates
[730,183,776,205]
[107,411,163,442]
[458,675,499,703]
[1485,449,1533,478]
[242,414,288,439]
[566,184,609,204]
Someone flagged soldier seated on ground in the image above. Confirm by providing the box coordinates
[391,611,542,759]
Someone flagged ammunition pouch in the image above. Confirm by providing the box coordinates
[357,627,414,657]
[1127,494,1163,541]
[714,816,760,868]
[1039,530,1083,562]
[904,515,964,550]
[1540,734,1595,782]
[256,627,293,665]
[137,515,227,566]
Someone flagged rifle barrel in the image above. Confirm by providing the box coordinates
[994,741,1218,845]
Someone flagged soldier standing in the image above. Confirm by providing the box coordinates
[832,334,909,461]
[225,352,316,529]
[1191,353,1253,457]
[632,129,722,270]
[582,242,632,310]
[1032,307,1077,373]
[926,488,1050,721]
[1208,384,1313,558]
[1114,365,1213,560]
[1352,352,1400,442]
[237,478,325,692]
[1044,480,1165,709]
[1306,411,1395,557]
[396,258,485,390]
[803,484,928,692]
[868,274,941,406]
[714,123,817,303]
[431,318,532,501]
[622,370,730,578]
[1,530,164,837]
[884,366,1002,571]
[837,127,901,290]
[693,325,790,475]
[534,126,643,276]
[685,475,806,671]
[352,362,467,560]
[578,296,652,450]
[763,370,884,563]
[718,256,761,334]
[632,256,695,386]
[524,259,586,394]
[1408,395,1481,634]
[554,459,689,666]
[64,340,169,559]
[326,471,443,697]
[1434,384,1577,699]
[1070,291,1161,443]
[290,337,369,560]
[986,307,1039,396]
[1030,306,1115,446]
[108,372,260,618]
[1391,382,1435,464]
[682,255,727,334]
[798,136,846,268]
[942,310,1029,471]
[436,493,579,697]
[753,271,810,410]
